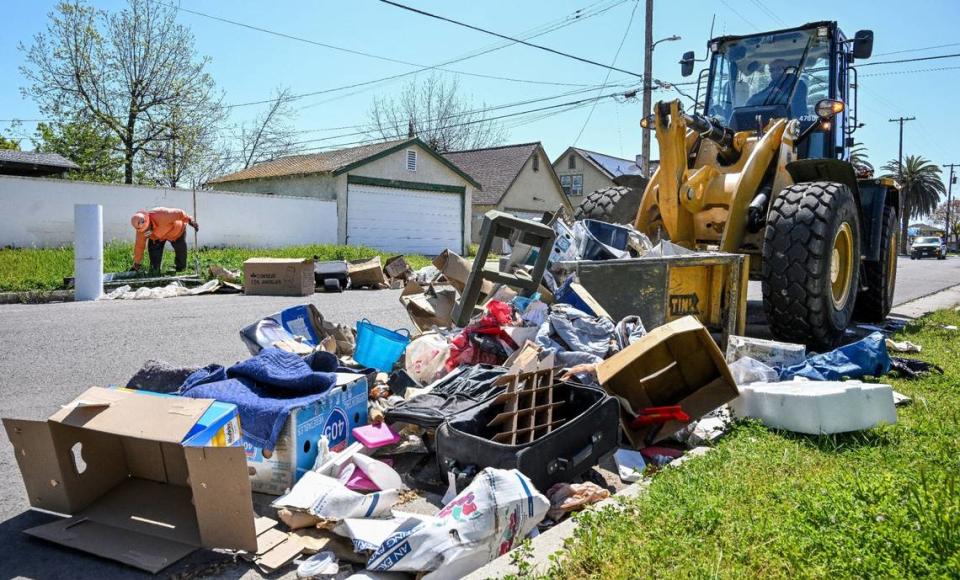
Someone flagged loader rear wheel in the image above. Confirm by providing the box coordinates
[573,186,642,224]
[853,205,898,322]
[762,181,861,351]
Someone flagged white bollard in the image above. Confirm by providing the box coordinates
[74,204,103,301]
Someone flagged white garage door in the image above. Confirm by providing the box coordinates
[347,183,463,255]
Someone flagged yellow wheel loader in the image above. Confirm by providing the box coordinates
[632,21,899,350]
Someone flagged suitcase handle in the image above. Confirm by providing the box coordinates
[548,431,603,475]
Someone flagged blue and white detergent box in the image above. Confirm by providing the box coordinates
[245,372,368,495]
[115,387,243,447]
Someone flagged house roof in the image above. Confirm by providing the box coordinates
[208,137,480,188]
[0,150,79,175]
[558,147,644,179]
[442,142,543,205]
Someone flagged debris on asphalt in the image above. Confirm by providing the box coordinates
[598,316,739,448]
[348,257,386,289]
[779,332,890,381]
[3,387,257,573]
[725,334,807,367]
[126,359,200,393]
[11,206,936,577]
[546,481,611,520]
[244,257,316,296]
[364,468,548,578]
[315,260,349,293]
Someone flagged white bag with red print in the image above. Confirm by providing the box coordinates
[365,468,548,579]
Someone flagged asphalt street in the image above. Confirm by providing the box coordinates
[0,255,958,579]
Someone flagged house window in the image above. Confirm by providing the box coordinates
[406,149,417,172]
[560,175,572,196]
[532,155,539,172]
[568,155,576,169]
[571,174,583,196]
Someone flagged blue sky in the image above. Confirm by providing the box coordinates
[2,0,960,173]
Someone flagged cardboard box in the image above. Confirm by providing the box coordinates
[597,316,739,448]
[244,258,315,296]
[245,373,369,495]
[117,388,243,448]
[399,281,457,332]
[347,257,385,288]
[2,387,257,573]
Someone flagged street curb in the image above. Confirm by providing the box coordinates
[889,283,960,319]
[0,290,74,305]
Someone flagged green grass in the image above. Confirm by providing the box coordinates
[541,310,960,579]
[0,241,433,292]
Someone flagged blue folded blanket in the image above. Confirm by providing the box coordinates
[180,347,338,451]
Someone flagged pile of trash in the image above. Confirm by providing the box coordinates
[3,210,937,577]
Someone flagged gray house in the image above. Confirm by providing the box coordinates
[208,138,480,255]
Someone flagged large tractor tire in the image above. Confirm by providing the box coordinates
[762,181,861,351]
[853,205,898,322]
[573,186,642,224]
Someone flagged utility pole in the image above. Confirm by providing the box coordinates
[944,163,959,249]
[641,0,653,177]
[889,116,915,253]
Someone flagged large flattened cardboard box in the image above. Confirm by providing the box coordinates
[245,373,369,495]
[598,316,739,448]
[2,387,257,573]
[244,257,315,296]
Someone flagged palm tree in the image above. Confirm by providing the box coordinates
[882,155,946,254]
[850,143,873,175]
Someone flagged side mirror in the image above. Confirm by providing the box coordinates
[853,30,874,59]
[680,51,695,77]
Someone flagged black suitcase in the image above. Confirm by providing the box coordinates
[314,260,348,292]
[435,379,619,492]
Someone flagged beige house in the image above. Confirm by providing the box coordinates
[208,138,480,255]
[442,142,572,241]
[553,147,652,202]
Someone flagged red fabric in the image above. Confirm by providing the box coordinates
[445,301,518,371]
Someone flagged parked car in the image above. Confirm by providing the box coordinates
[910,236,947,260]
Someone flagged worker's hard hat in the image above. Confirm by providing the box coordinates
[131,212,150,232]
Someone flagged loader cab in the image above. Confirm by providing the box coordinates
[695,22,870,162]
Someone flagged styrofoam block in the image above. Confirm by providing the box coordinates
[730,380,896,434]
[725,335,806,367]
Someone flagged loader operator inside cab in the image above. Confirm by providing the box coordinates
[129,207,198,275]
[744,58,808,117]
[707,30,828,127]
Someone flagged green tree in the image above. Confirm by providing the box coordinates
[882,155,946,254]
[33,118,123,182]
[21,0,221,184]
[0,135,20,150]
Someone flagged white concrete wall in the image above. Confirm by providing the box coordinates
[0,175,337,248]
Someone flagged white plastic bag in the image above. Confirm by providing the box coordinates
[366,468,548,579]
[728,355,779,386]
[404,332,451,384]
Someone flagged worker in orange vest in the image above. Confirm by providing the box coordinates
[130,207,199,274]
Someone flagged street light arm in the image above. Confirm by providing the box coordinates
[652,34,681,50]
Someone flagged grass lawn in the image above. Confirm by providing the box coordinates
[543,309,960,579]
[0,242,435,292]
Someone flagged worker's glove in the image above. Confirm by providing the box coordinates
[190,220,199,232]
[130,263,142,272]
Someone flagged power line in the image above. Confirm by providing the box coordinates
[574,0,639,144]
[377,0,645,78]
[746,0,786,27]
[874,41,960,57]
[149,0,611,105]
[222,0,632,110]
[856,52,960,68]
[718,0,760,31]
